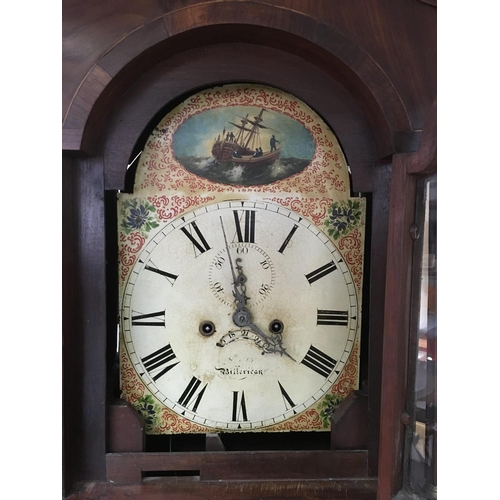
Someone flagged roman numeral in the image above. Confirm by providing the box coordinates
[177,376,207,413]
[233,210,256,243]
[278,223,299,253]
[141,344,179,382]
[301,345,337,378]
[305,261,337,284]
[144,261,178,285]
[232,390,248,422]
[131,310,165,327]
[317,310,349,326]
[278,381,296,412]
[180,221,211,255]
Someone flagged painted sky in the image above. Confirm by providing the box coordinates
[172,106,315,159]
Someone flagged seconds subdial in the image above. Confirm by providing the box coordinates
[208,243,276,307]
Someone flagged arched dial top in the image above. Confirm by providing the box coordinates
[121,200,358,431]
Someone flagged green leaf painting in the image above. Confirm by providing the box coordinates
[318,393,345,428]
[120,198,159,236]
[324,200,363,240]
[135,394,161,431]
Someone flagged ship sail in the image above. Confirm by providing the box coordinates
[211,108,281,167]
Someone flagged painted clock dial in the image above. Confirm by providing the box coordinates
[122,201,358,430]
[118,83,366,434]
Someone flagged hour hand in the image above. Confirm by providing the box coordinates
[232,258,249,308]
[220,217,248,309]
[232,289,247,309]
[247,321,296,362]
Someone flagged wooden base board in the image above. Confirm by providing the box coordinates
[67,478,378,499]
[106,450,369,483]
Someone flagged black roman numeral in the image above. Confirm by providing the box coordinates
[144,261,178,285]
[278,381,296,412]
[301,345,337,378]
[141,344,179,382]
[177,376,207,413]
[305,261,337,284]
[317,310,349,326]
[131,310,165,327]
[232,390,248,422]
[233,210,256,243]
[278,223,299,253]
[180,221,211,255]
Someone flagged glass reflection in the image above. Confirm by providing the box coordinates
[402,174,437,499]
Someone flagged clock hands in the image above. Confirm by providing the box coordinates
[219,217,295,361]
[220,217,248,311]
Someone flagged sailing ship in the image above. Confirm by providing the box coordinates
[211,108,281,167]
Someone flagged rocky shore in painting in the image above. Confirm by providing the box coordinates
[176,155,311,186]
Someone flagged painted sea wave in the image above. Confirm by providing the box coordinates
[176,156,311,186]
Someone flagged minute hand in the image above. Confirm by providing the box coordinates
[220,217,247,309]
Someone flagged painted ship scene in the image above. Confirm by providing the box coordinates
[172,106,315,186]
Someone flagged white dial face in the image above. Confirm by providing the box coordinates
[122,200,358,431]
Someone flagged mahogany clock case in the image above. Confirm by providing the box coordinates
[62,4,436,498]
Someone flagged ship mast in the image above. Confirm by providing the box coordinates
[227,115,253,147]
[243,108,265,150]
